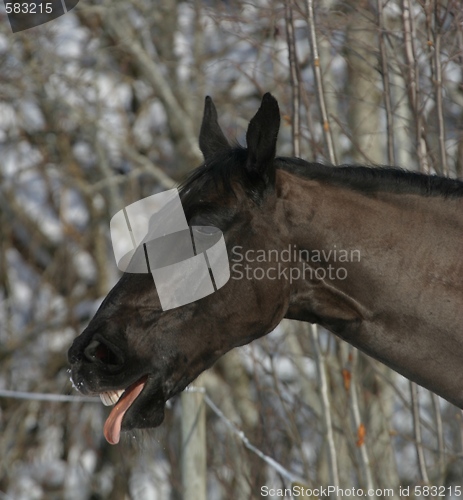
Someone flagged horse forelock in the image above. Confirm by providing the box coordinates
[179,146,271,212]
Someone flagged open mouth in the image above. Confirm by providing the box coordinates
[100,376,148,445]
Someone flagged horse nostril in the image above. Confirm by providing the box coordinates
[84,340,121,366]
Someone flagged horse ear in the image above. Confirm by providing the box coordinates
[245,93,280,183]
[199,96,230,161]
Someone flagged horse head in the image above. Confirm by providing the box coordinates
[68,94,292,443]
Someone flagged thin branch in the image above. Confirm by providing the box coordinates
[329,114,378,165]
[348,348,376,496]
[304,0,337,164]
[377,0,396,165]
[410,382,430,484]
[432,1,449,175]
[402,0,429,172]
[431,393,445,482]
[93,123,123,215]
[119,143,176,189]
[310,324,340,488]
[284,0,301,157]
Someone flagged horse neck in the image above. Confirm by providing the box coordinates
[276,167,463,406]
[278,168,462,312]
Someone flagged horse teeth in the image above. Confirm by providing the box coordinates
[99,393,113,406]
[99,389,125,406]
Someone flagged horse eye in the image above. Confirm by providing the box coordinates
[192,225,220,236]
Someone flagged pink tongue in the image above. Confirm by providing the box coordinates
[103,378,147,445]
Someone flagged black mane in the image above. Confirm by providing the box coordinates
[180,147,463,200]
[277,157,463,198]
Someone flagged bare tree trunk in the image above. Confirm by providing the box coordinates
[345,2,383,164]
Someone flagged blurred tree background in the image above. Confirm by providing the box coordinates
[0,0,462,498]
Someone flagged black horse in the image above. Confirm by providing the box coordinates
[68,94,463,444]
